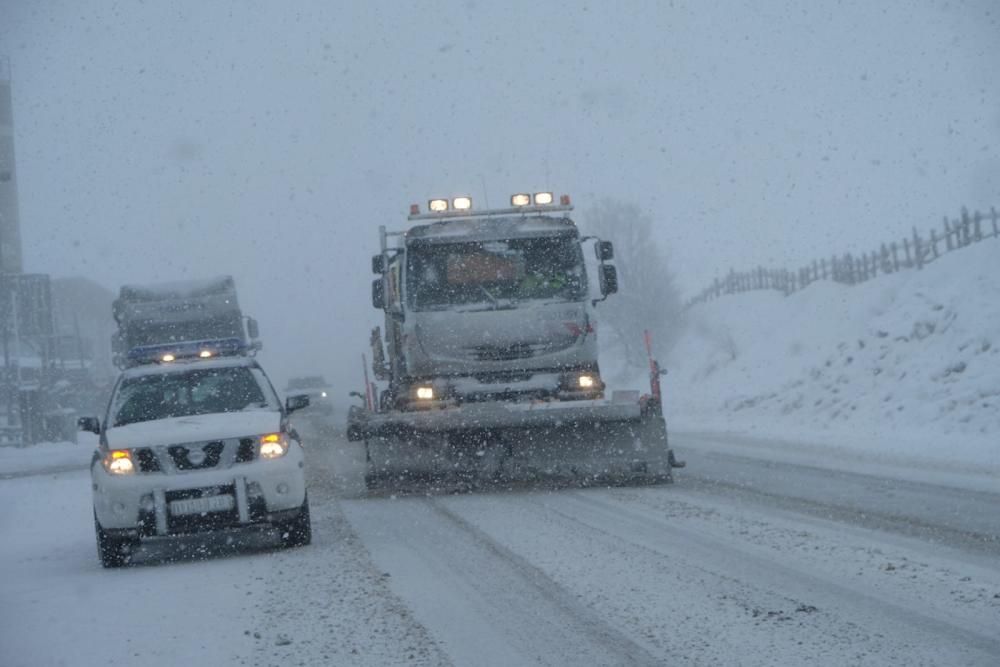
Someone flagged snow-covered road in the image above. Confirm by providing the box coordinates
[2,422,998,666]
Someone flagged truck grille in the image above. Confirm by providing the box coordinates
[465,338,576,361]
[471,343,539,361]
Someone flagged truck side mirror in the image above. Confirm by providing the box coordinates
[372,279,385,310]
[372,255,386,274]
[246,317,260,339]
[599,264,618,296]
[596,241,614,262]
[78,416,101,434]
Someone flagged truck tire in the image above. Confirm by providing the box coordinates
[94,515,133,568]
[277,496,311,548]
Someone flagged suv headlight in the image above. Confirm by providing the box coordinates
[102,449,135,475]
[259,433,289,459]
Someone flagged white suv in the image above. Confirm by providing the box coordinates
[81,356,311,567]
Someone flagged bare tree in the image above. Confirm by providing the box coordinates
[582,199,683,375]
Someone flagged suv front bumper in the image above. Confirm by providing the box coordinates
[92,447,306,535]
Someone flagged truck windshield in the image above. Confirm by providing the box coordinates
[406,236,586,310]
[111,366,276,427]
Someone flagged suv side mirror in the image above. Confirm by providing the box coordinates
[286,394,310,413]
[599,264,618,296]
[372,278,385,310]
[78,416,101,434]
[596,241,614,261]
[246,317,260,340]
[372,255,386,274]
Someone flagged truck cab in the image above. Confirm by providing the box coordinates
[371,193,618,411]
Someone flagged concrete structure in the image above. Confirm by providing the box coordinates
[1,56,24,274]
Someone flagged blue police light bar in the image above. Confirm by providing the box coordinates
[126,337,248,366]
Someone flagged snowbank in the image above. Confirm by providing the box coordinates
[667,240,1000,469]
[0,435,96,476]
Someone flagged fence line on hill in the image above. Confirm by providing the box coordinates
[684,206,999,309]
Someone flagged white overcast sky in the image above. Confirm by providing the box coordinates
[1,0,997,386]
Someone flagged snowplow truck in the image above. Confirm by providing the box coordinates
[348,193,680,488]
[111,275,261,368]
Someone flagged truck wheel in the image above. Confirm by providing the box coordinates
[94,515,133,568]
[277,496,311,548]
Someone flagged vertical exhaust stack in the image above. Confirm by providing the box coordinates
[0,56,24,274]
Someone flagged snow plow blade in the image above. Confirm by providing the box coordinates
[348,393,677,490]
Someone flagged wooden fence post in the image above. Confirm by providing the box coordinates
[890,242,900,271]
[992,207,999,238]
[944,217,953,251]
[974,210,983,242]
[961,207,971,246]
[929,229,939,259]
[913,228,924,269]
[903,237,913,268]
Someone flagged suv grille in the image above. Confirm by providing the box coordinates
[129,437,262,473]
[135,448,162,473]
[235,437,257,463]
[168,442,225,471]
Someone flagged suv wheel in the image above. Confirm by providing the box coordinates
[94,514,133,568]
[277,496,311,548]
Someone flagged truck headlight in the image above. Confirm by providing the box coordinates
[578,374,596,389]
[103,450,135,475]
[259,433,289,459]
[415,386,435,400]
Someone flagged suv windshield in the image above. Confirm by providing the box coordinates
[406,236,586,310]
[111,366,276,427]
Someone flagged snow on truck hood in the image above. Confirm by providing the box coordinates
[106,411,282,449]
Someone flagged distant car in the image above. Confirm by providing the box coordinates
[285,375,335,415]
[81,356,312,568]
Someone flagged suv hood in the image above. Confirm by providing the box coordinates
[105,411,282,448]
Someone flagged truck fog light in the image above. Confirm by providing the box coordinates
[276,483,289,495]
[247,482,263,498]
[113,502,126,515]
[139,495,155,512]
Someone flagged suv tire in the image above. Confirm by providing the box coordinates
[95,514,133,568]
[277,496,311,548]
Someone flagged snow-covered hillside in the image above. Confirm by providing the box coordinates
[667,240,1000,469]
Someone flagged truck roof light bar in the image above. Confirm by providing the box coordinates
[409,203,420,215]
[126,337,248,367]
[428,198,449,212]
[408,202,573,221]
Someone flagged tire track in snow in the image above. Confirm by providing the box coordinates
[426,497,668,666]
[676,451,1000,559]
[340,493,663,667]
[551,490,1000,663]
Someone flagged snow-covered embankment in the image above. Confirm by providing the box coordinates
[668,241,999,469]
